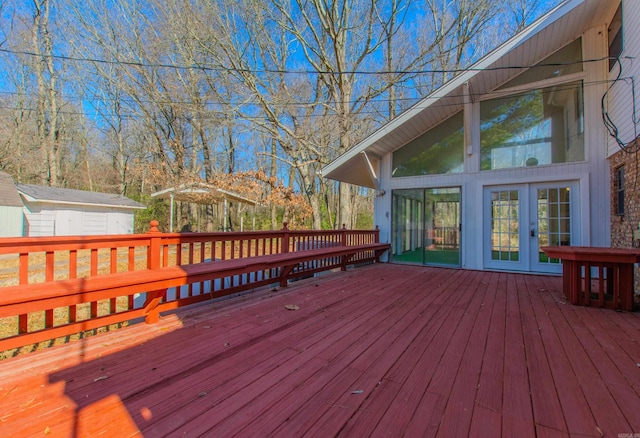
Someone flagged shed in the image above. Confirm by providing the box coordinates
[0,172,25,237]
[16,184,146,237]
[151,182,259,232]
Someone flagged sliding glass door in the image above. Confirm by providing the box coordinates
[392,187,461,267]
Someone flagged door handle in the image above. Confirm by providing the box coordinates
[530,228,536,237]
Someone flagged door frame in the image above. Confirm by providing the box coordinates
[483,181,580,273]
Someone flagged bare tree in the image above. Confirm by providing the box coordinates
[31,0,62,185]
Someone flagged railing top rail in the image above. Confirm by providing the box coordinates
[0,222,381,255]
[0,234,155,254]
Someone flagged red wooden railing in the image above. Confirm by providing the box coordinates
[0,222,381,354]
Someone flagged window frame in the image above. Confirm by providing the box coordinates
[614,165,625,216]
[608,3,623,72]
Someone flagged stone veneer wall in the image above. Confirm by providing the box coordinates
[608,146,640,306]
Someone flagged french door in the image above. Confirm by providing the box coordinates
[483,182,578,273]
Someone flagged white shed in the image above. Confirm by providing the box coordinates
[0,172,25,237]
[16,184,146,237]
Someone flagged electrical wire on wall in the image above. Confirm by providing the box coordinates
[601,56,640,154]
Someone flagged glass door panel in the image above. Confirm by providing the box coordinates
[531,184,575,273]
[490,190,520,262]
[391,190,424,264]
[484,187,528,271]
[424,188,460,266]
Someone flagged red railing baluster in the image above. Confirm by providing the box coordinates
[69,250,78,322]
[45,251,54,328]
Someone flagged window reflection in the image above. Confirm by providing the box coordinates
[480,81,584,171]
[392,112,464,177]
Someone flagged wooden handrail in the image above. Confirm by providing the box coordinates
[0,222,386,354]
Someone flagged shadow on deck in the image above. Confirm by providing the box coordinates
[0,264,639,437]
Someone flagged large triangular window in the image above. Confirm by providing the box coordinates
[392,112,464,178]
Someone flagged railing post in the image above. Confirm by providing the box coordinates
[280,222,290,287]
[147,220,162,269]
[375,225,380,244]
[144,220,165,324]
[341,224,347,247]
[282,222,290,253]
[340,225,348,271]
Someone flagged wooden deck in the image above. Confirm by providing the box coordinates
[1,264,639,437]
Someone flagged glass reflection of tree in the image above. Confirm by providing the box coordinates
[481,91,544,170]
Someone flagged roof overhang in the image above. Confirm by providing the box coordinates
[322,0,616,188]
[150,182,260,206]
[18,192,146,210]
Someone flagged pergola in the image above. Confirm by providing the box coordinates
[151,182,259,232]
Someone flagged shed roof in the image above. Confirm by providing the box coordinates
[0,172,24,207]
[16,184,146,210]
[150,182,260,206]
[322,0,617,188]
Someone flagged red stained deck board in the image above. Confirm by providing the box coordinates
[129,341,298,430]
[570,307,640,430]
[307,378,403,437]
[525,274,599,436]
[266,366,366,437]
[1,264,639,437]
[517,274,568,433]
[578,307,640,398]
[372,271,485,436]
[599,309,640,365]
[269,270,454,436]
[60,278,369,406]
[140,281,393,433]
[222,272,435,437]
[382,268,479,385]
[149,269,425,435]
[502,273,536,438]
[348,304,459,437]
[437,271,497,436]
[344,271,474,437]
[469,405,503,437]
[474,271,507,416]
[403,390,449,437]
[540,287,633,433]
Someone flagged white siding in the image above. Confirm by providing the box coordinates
[81,209,108,235]
[23,205,55,237]
[54,206,83,236]
[106,210,134,234]
[607,0,640,156]
[0,206,24,237]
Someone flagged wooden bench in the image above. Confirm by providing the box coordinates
[541,246,639,311]
[0,242,390,351]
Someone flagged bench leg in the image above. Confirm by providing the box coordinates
[618,264,634,311]
[143,289,165,324]
[279,265,295,287]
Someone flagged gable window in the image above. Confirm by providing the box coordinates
[614,165,625,216]
[480,81,584,171]
[609,3,623,71]
[392,112,464,178]
[497,38,582,91]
